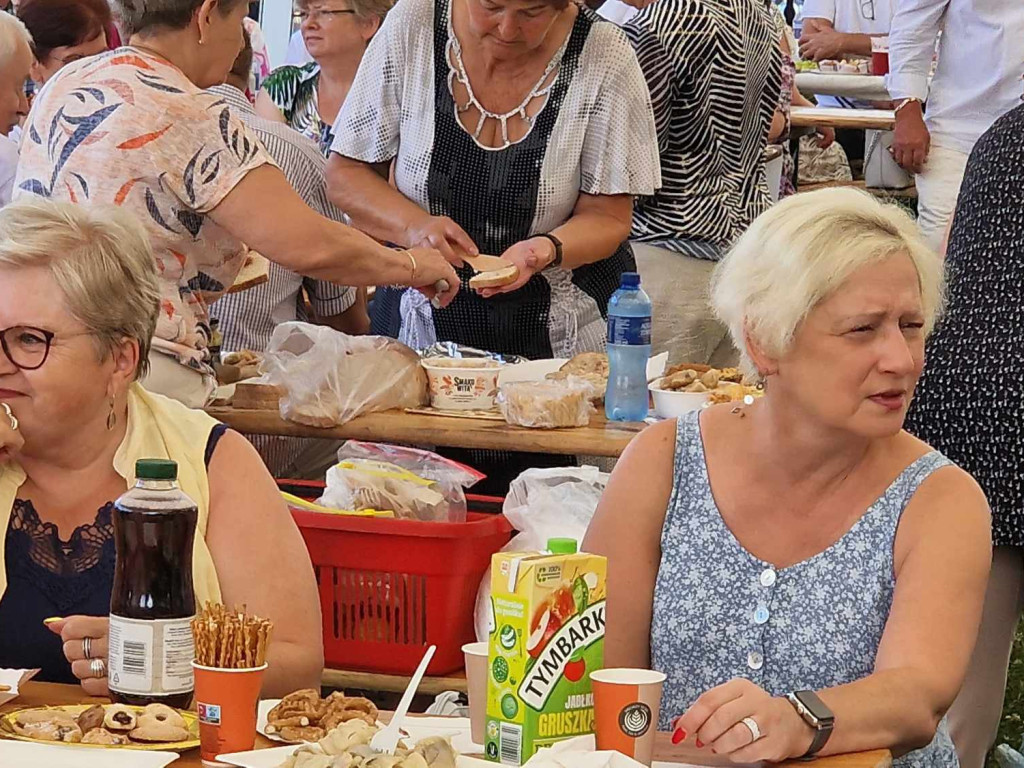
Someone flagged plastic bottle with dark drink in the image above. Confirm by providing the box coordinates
[108,459,198,708]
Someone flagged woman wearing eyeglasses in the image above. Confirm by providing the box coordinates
[16,0,111,87]
[256,0,394,154]
[0,198,324,697]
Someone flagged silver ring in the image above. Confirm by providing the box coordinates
[742,716,762,743]
[82,637,92,660]
[1,403,17,431]
[89,658,106,678]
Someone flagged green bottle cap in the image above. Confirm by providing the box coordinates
[135,459,178,481]
[547,537,578,554]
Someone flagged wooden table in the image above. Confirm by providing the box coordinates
[791,106,895,131]
[4,682,892,768]
[208,406,646,458]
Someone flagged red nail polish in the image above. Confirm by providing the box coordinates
[672,728,686,744]
[695,739,704,749]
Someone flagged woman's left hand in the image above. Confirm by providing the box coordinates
[47,616,110,697]
[475,237,556,298]
[673,678,814,763]
[815,126,836,149]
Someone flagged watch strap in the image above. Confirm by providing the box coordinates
[535,232,563,268]
[786,692,834,759]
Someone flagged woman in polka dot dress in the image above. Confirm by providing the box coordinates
[903,104,1024,768]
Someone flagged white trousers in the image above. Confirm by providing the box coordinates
[915,144,971,252]
[947,546,1024,768]
[632,242,738,367]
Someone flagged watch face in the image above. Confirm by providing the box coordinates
[795,691,834,724]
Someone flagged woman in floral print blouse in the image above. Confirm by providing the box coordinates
[13,0,458,407]
[585,189,989,768]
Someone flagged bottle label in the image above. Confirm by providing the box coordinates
[108,614,195,696]
[608,315,652,346]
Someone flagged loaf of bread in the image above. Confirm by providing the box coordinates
[262,323,428,428]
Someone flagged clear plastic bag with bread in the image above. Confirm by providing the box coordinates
[262,322,428,428]
[318,441,484,522]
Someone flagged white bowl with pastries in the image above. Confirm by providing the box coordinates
[650,365,758,419]
[420,357,504,411]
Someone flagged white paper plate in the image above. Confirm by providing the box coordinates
[221,748,488,768]
[256,700,389,746]
[0,740,179,768]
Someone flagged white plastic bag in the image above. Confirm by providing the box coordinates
[261,322,427,428]
[318,441,483,522]
[474,466,609,640]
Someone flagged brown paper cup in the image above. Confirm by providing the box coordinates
[192,661,267,765]
[590,668,667,766]
[462,641,488,745]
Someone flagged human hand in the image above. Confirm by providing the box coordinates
[405,215,477,267]
[403,246,461,308]
[815,126,835,149]
[798,28,845,61]
[891,102,930,173]
[672,678,814,763]
[475,237,555,298]
[0,403,24,463]
[47,616,110,697]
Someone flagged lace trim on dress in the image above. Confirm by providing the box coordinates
[10,499,114,576]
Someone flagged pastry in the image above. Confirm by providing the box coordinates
[279,725,327,742]
[15,710,77,727]
[77,703,106,733]
[143,702,187,730]
[82,727,130,745]
[16,719,82,742]
[129,715,190,743]
[103,703,138,732]
[499,378,594,429]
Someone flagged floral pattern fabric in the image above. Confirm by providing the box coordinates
[651,411,959,767]
[262,63,331,154]
[13,48,273,374]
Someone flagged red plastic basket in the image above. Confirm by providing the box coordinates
[283,483,512,676]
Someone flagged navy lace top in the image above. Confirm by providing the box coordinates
[0,424,228,683]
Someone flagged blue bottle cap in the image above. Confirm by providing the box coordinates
[620,272,640,288]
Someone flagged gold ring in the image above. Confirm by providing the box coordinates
[1,403,17,431]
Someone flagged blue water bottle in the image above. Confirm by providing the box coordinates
[605,272,652,422]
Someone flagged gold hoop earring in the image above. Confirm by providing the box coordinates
[106,397,116,431]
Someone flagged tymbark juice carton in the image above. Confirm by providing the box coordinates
[485,546,607,765]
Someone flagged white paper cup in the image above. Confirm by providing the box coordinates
[462,641,488,745]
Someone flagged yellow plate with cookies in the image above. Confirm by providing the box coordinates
[0,703,200,751]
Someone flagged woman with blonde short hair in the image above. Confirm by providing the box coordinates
[0,198,323,697]
[584,188,990,767]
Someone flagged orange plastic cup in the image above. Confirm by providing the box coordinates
[192,661,267,765]
[590,668,667,766]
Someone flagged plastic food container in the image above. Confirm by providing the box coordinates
[421,358,503,411]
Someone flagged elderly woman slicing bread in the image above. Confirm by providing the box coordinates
[0,198,323,697]
[584,188,991,767]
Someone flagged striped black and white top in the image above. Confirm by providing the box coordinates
[624,0,782,260]
[208,84,355,355]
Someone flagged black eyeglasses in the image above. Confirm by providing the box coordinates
[296,8,357,22]
[0,326,91,371]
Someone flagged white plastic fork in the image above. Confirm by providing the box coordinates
[370,644,437,754]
